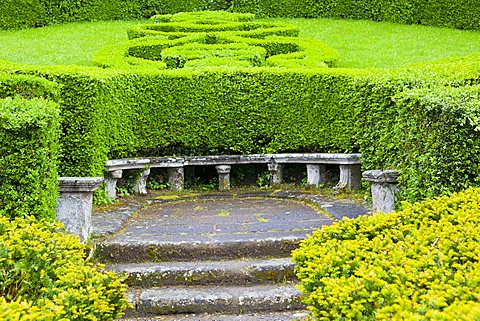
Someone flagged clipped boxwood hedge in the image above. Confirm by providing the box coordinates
[0,0,229,30]
[232,0,480,30]
[293,187,480,320]
[0,216,128,320]
[2,0,480,31]
[94,11,338,70]
[0,96,60,220]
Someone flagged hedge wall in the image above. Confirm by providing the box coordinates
[232,0,480,30]
[2,0,480,30]
[0,97,60,220]
[23,66,364,177]
[293,187,480,319]
[0,0,229,29]
[0,73,60,220]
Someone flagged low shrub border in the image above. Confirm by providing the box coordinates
[0,216,128,320]
[293,187,480,320]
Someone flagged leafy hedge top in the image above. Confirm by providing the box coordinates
[293,187,480,320]
[93,11,339,70]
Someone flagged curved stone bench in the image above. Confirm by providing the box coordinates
[105,153,362,199]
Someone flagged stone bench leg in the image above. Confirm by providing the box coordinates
[168,166,184,191]
[134,168,150,195]
[268,163,284,185]
[56,177,103,242]
[336,164,361,190]
[105,169,123,199]
[363,170,400,213]
[306,164,326,187]
[216,165,231,191]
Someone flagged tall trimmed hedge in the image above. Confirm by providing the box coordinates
[0,0,229,29]
[232,0,480,30]
[0,97,60,220]
[2,0,480,30]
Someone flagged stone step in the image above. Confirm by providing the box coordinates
[121,310,311,321]
[107,258,296,287]
[96,231,308,263]
[126,284,304,317]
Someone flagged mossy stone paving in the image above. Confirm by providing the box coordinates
[96,197,338,263]
[110,198,332,243]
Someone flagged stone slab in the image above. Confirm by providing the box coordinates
[122,310,310,321]
[128,284,303,316]
[107,258,295,287]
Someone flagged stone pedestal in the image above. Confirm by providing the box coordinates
[362,170,400,213]
[216,165,231,191]
[133,168,150,195]
[336,164,362,190]
[56,177,103,242]
[306,164,326,187]
[168,166,185,191]
[268,162,284,185]
[105,169,123,199]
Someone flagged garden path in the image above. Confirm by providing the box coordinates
[92,191,369,320]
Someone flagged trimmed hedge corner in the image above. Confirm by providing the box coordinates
[293,187,480,320]
[0,216,128,320]
[0,97,60,220]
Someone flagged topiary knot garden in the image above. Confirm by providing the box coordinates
[94,11,338,70]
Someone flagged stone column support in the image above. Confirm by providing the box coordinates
[133,168,150,195]
[336,164,362,190]
[268,162,284,185]
[362,170,400,213]
[105,169,123,199]
[56,177,103,242]
[216,165,231,191]
[306,164,326,187]
[168,166,185,191]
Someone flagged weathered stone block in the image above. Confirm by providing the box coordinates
[306,164,326,187]
[105,169,123,199]
[268,162,284,185]
[134,168,151,195]
[56,177,103,242]
[336,164,361,190]
[168,167,185,191]
[216,165,231,191]
[362,170,400,213]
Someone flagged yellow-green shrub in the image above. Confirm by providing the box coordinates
[0,216,128,321]
[293,187,480,320]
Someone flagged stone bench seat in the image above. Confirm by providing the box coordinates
[104,153,361,199]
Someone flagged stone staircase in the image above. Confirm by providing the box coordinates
[93,193,369,320]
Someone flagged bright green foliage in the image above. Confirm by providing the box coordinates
[2,0,480,31]
[0,73,59,100]
[94,11,338,70]
[356,78,480,202]
[0,216,128,320]
[293,187,480,320]
[0,97,60,220]
[0,0,228,30]
[232,0,480,30]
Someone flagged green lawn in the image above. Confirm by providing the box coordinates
[1,17,480,68]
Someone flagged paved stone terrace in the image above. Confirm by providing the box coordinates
[92,190,370,320]
[92,191,370,239]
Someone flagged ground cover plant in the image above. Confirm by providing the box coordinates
[293,187,480,320]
